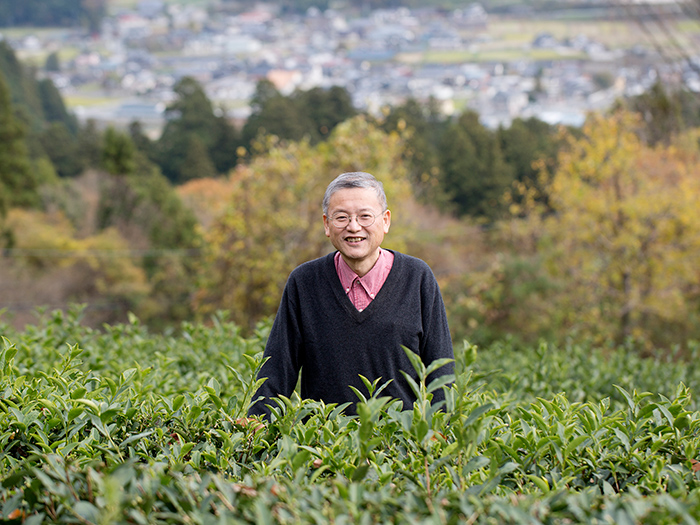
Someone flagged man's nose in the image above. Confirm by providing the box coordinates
[346,216,362,230]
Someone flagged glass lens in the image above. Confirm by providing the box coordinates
[331,213,377,228]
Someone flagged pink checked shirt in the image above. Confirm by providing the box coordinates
[334,249,395,312]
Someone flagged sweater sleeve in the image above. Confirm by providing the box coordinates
[247,277,302,420]
[419,268,455,403]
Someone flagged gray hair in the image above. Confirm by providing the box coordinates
[322,172,388,216]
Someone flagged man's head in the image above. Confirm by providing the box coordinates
[323,172,391,276]
[322,172,388,217]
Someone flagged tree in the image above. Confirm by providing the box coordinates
[380,97,448,204]
[39,122,82,177]
[624,81,700,146]
[517,111,700,348]
[208,114,240,174]
[156,77,223,182]
[241,92,314,149]
[498,116,563,213]
[624,81,684,146]
[76,119,103,171]
[294,86,357,142]
[38,78,78,134]
[195,116,415,329]
[45,52,60,72]
[101,126,136,176]
[179,136,217,182]
[94,165,201,327]
[438,110,513,220]
[0,72,37,215]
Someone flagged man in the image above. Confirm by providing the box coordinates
[247,171,454,420]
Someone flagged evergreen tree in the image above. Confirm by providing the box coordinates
[438,110,513,220]
[128,120,156,161]
[38,78,78,134]
[249,79,281,112]
[624,81,700,146]
[242,92,315,149]
[45,52,60,72]
[498,116,561,211]
[295,86,357,142]
[208,114,240,174]
[380,97,448,203]
[156,77,220,182]
[0,72,38,215]
[0,41,44,133]
[180,136,217,183]
[39,122,82,177]
[76,119,104,171]
[102,126,136,176]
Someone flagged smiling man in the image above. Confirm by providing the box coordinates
[247,171,454,420]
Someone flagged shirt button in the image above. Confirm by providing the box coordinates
[346,288,350,292]
[370,293,375,298]
[358,308,363,312]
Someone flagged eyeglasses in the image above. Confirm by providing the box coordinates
[329,212,381,228]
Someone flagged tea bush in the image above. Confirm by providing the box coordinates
[1,308,700,523]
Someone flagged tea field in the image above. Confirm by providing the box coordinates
[2,308,700,523]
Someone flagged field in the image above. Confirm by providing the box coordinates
[1,308,700,523]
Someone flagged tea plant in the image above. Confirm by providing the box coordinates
[1,308,700,523]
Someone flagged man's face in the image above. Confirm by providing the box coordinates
[323,187,391,275]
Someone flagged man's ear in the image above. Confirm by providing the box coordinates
[323,214,331,237]
[383,209,391,233]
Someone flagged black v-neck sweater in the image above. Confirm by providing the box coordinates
[248,250,454,419]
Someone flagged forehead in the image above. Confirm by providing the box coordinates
[327,187,382,211]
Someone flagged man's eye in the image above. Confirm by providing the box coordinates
[360,214,373,220]
[335,216,349,222]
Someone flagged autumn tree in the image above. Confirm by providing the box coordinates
[515,111,700,348]
[195,116,415,329]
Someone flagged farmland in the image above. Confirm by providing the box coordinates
[2,308,700,523]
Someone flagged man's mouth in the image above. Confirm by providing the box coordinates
[345,237,364,243]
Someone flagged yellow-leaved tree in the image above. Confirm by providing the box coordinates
[193,116,417,329]
[517,111,700,348]
[1,208,150,326]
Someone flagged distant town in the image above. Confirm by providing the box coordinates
[3,0,698,135]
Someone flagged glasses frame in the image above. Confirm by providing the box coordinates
[329,211,383,229]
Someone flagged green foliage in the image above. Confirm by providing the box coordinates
[93,167,201,326]
[1,310,700,523]
[156,77,239,182]
[497,117,562,207]
[38,78,78,134]
[438,110,515,221]
[101,127,136,176]
[621,81,700,146]
[0,72,38,215]
[44,52,60,73]
[242,81,357,151]
[379,97,449,204]
[37,122,82,177]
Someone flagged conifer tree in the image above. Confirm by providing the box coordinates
[0,72,37,215]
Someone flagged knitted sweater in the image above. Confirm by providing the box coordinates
[247,250,454,419]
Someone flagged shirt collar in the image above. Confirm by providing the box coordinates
[334,249,394,295]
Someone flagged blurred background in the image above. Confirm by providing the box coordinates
[1,0,700,351]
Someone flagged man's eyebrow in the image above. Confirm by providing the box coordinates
[331,207,376,214]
